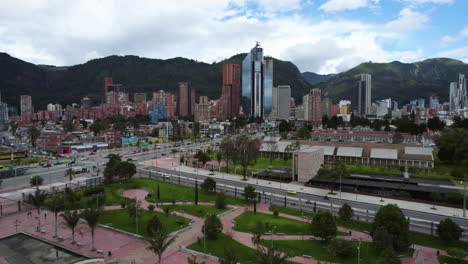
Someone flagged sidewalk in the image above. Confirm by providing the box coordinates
[152,157,467,220]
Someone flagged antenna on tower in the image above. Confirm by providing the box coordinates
[255,41,261,47]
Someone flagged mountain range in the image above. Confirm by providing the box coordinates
[1,52,467,111]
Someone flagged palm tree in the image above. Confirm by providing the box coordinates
[187,256,206,264]
[81,207,102,251]
[147,230,177,264]
[60,210,80,244]
[29,189,47,230]
[220,246,238,264]
[256,246,288,264]
[65,168,74,183]
[47,195,64,237]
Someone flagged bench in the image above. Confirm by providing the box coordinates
[277,233,285,235]
[96,249,103,254]
[76,242,83,246]
[40,230,47,234]
[302,254,312,258]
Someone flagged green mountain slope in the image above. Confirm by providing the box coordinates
[313,58,468,105]
[0,53,313,110]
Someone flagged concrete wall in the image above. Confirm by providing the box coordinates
[292,149,324,183]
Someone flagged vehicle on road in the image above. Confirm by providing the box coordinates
[42,163,52,168]
[287,189,297,195]
[54,161,62,165]
[80,157,89,161]
[30,164,38,168]
[0,165,5,169]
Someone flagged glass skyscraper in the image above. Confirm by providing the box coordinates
[242,43,273,119]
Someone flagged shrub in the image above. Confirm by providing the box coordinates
[30,176,44,187]
[447,248,467,259]
[146,215,162,237]
[310,211,337,243]
[120,200,127,208]
[203,214,223,240]
[273,210,279,217]
[445,192,463,204]
[216,193,226,209]
[327,238,354,258]
[148,204,155,211]
[338,203,354,222]
[83,186,104,196]
[163,207,171,217]
[201,177,216,192]
[437,218,463,243]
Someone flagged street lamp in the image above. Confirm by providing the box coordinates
[270,226,277,249]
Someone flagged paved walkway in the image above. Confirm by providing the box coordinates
[142,155,467,220]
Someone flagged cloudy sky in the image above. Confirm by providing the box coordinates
[0,0,467,74]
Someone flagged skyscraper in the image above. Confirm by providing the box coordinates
[357,74,372,116]
[429,95,439,110]
[310,88,322,125]
[459,73,467,108]
[449,82,459,113]
[177,82,195,117]
[321,97,332,118]
[242,43,273,119]
[194,96,210,122]
[81,97,92,109]
[102,77,113,104]
[222,63,241,119]
[0,92,8,124]
[449,73,467,113]
[20,95,33,115]
[152,90,176,119]
[271,85,291,120]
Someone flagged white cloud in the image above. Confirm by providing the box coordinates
[438,46,468,59]
[401,0,452,4]
[386,8,430,30]
[439,25,468,47]
[0,0,425,74]
[255,0,303,12]
[461,26,468,37]
[319,0,369,12]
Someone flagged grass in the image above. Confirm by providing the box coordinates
[99,209,190,237]
[187,233,258,264]
[260,239,413,264]
[345,164,403,177]
[220,158,292,177]
[233,211,312,235]
[337,219,372,233]
[409,232,468,252]
[159,204,230,218]
[268,205,315,219]
[438,255,468,264]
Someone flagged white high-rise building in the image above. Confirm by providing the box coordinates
[271,85,291,120]
[449,73,467,113]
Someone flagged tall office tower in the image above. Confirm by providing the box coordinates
[271,85,291,120]
[134,93,147,104]
[222,63,241,118]
[81,97,92,109]
[20,95,33,115]
[339,100,352,114]
[152,90,176,119]
[302,94,310,121]
[102,77,114,104]
[310,88,322,125]
[357,73,372,116]
[241,43,273,119]
[177,82,195,117]
[459,73,467,108]
[321,97,332,118]
[0,92,8,124]
[450,82,460,113]
[429,95,439,110]
[194,96,210,122]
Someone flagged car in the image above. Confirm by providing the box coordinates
[161,173,170,179]
[42,163,52,168]
[54,161,62,165]
[80,157,89,161]
[0,165,5,169]
[122,151,128,155]
[161,153,167,156]
[287,189,297,195]
[30,164,38,168]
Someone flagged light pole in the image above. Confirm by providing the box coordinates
[464,173,466,218]
[204,214,208,254]
[357,239,361,264]
[270,226,277,249]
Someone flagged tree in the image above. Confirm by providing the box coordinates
[126,198,141,221]
[243,185,257,202]
[30,175,44,187]
[322,115,329,129]
[29,189,47,230]
[252,219,265,245]
[220,137,235,172]
[220,246,238,264]
[437,218,463,243]
[297,125,311,140]
[201,177,216,192]
[278,120,292,134]
[64,120,74,132]
[256,246,288,264]
[310,211,337,243]
[61,210,80,244]
[265,140,278,164]
[203,214,223,240]
[157,184,161,200]
[147,230,177,264]
[373,227,393,252]
[65,168,74,182]
[116,161,136,181]
[195,180,198,205]
[430,192,442,208]
[28,125,41,148]
[427,117,445,131]
[89,121,104,136]
[376,248,401,264]
[197,152,211,166]
[235,136,260,180]
[216,152,222,168]
[436,129,468,163]
[46,195,65,237]
[147,215,163,237]
[316,164,350,193]
[327,238,354,258]
[81,207,102,251]
[338,203,354,222]
[215,192,226,209]
[371,204,409,252]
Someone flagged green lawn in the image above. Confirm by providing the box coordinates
[187,233,258,264]
[220,158,292,176]
[52,178,250,209]
[99,209,190,237]
[268,205,315,219]
[159,204,230,218]
[345,164,403,177]
[438,255,468,264]
[409,232,468,251]
[337,219,372,233]
[260,239,413,264]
